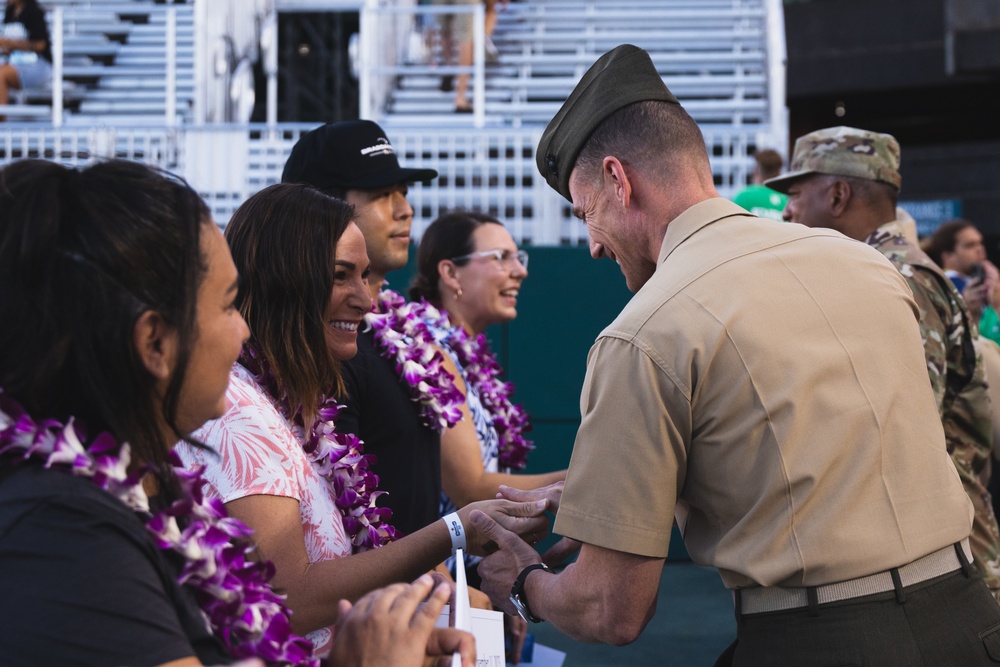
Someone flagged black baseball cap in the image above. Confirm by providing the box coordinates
[282,120,438,191]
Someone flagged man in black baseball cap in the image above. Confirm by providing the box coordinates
[282,120,443,538]
[283,119,438,291]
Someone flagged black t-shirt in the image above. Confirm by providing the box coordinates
[0,465,233,666]
[3,2,51,63]
[338,329,443,537]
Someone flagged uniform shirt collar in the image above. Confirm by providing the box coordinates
[657,198,756,265]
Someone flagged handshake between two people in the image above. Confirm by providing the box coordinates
[210,494,557,667]
[471,482,582,617]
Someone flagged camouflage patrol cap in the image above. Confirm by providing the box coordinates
[536,44,679,202]
[765,126,901,194]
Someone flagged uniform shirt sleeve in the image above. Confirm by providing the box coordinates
[554,334,689,558]
[900,263,955,413]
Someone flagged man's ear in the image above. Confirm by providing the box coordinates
[829,179,852,216]
[133,310,178,382]
[603,156,633,209]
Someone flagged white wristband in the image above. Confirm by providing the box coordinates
[442,512,466,553]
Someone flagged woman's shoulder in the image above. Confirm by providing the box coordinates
[198,364,294,436]
[0,465,146,539]
[182,364,308,502]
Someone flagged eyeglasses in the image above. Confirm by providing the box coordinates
[451,248,529,270]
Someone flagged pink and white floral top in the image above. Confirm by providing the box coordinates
[175,363,351,654]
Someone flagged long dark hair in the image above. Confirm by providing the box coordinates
[921,219,976,267]
[5,0,43,21]
[0,159,210,491]
[410,210,503,305]
[224,183,355,417]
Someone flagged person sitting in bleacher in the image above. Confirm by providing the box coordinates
[0,0,51,120]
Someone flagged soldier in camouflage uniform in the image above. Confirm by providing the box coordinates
[767,126,1000,600]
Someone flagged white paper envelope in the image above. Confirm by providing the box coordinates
[437,605,506,667]
[438,550,506,667]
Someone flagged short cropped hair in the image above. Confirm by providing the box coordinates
[754,149,783,180]
[574,100,710,186]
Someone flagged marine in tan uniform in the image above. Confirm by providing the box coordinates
[468,45,1000,665]
[768,126,1000,601]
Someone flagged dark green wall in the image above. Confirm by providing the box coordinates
[388,245,633,474]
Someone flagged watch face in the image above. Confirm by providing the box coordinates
[510,594,531,623]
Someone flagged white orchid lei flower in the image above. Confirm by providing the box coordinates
[0,389,319,666]
[385,295,535,471]
[366,289,467,431]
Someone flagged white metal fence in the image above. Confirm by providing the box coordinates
[1,122,776,245]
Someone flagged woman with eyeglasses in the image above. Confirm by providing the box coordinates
[409,212,566,584]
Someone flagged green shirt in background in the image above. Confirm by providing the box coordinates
[732,184,788,222]
[981,306,1000,345]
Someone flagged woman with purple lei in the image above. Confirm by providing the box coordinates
[175,184,550,659]
[0,160,478,667]
[409,212,566,575]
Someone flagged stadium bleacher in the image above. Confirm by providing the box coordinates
[3,0,786,240]
[384,0,775,132]
[5,0,193,124]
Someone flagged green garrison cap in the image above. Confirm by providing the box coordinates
[765,126,902,194]
[536,44,679,201]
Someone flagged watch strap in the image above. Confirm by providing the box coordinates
[511,562,551,623]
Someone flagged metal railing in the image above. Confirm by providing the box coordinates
[1,122,778,244]
[1,0,788,244]
[1,5,184,125]
[359,0,488,128]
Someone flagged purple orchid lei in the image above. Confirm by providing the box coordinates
[366,289,466,431]
[240,347,398,553]
[406,300,535,471]
[0,389,319,667]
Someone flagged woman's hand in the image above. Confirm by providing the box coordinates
[467,510,546,615]
[329,574,476,667]
[498,481,564,514]
[457,498,549,556]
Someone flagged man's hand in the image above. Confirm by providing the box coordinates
[458,498,549,556]
[468,509,547,614]
[984,260,1000,310]
[329,574,476,667]
[468,584,492,610]
[497,481,564,514]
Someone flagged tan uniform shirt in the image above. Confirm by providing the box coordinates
[555,198,973,590]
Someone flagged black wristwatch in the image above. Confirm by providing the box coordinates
[510,562,551,623]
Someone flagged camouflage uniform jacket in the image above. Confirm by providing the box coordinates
[866,220,1000,598]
